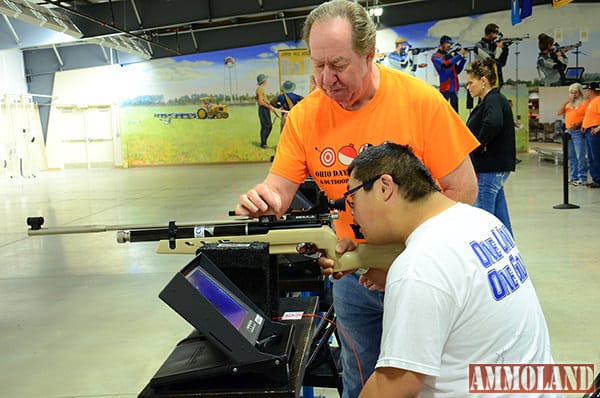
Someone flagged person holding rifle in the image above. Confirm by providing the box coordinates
[386,36,428,76]
[537,33,568,87]
[236,1,479,397]
[336,142,555,398]
[431,35,467,113]
[473,23,509,88]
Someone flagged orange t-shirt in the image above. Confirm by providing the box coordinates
[582,96,600,129]
[564,100,588,130]
[270,65,479,240]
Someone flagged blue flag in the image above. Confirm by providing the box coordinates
[521,0,532,19]
[511,0,521,25]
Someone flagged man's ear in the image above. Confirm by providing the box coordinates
[379,174,395,201]
[366,47,376,65]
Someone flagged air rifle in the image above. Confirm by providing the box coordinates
[497,33,530,46]
[26,212,404,273]
[411,46,437,55]
[555,41,582,53]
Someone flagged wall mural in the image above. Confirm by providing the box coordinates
[117,3,599,167]
[118,43,306,166]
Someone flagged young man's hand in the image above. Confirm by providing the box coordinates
[317,237,357,279]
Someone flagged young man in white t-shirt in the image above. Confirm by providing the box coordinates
[322,142,557,398]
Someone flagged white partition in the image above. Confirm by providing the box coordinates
[46,65,122,169]
[538,86,569,124]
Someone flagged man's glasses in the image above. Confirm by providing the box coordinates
[343,175,381,209]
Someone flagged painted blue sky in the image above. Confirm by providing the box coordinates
[119,41,298,100]
[118,3,599,101]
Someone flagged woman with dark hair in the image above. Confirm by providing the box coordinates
[466,58,516,235]
[537,33,567,87]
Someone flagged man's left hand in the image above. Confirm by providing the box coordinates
[318,237,357,279]
[359,269,388,291]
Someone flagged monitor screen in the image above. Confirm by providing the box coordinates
[565,67,584,80]
[186,266,249,330]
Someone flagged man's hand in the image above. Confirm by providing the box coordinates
[235,173,300,219]
[359,269,388,291]
[236,183,284,218]
[318,237,357,279]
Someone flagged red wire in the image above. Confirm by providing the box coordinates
[273,313,365,388]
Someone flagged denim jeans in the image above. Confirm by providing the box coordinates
[332,274,384,398]
[585,128,600,183]
[567,129,588,182]
[475,171,513,236]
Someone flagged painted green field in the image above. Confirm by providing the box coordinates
[121,87,530,167]
[120,104,281,166]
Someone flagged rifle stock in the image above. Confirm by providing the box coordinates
[149,225,404,272]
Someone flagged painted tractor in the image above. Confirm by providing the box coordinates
[197,97,229,119]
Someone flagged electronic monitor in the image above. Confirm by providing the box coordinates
[564,67,584,81]
[183,261,265,344]
[159,252,267,351]
[151,251,294,389]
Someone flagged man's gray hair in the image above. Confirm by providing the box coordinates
[569,82,585,106]
[569,82,585,95]
[302,0,376,56]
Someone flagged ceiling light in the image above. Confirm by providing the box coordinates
[0,0,82,38]
[368,7,383,17]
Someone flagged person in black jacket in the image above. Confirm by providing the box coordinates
[466,58,516,236]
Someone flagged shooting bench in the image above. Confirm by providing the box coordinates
[532,146,563,165]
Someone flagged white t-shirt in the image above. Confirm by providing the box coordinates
[377,203,557,397]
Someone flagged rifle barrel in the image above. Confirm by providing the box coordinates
[26,217,256,236]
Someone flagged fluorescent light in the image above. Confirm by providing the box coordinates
[369,7,383,17]
[0,0,82,38]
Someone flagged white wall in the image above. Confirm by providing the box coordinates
[46,64,123,169]
[539,87,568,124]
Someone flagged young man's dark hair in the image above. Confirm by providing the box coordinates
[484,23,500,35]
[348,143,440,202]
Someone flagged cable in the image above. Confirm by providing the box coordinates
[273,312,365,388]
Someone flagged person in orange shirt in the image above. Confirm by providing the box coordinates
[558,83,589,185]
[582,82,600,188]
[235,2,479,397]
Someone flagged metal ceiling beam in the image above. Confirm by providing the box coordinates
[2,14,20,43]
[13,0,600,61]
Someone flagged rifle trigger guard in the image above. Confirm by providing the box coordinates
[296,242,321,259]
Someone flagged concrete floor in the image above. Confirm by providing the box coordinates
[1,149,598,398]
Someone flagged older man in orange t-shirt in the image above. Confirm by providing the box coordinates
[582,82,600,188]
[236,2,479,397]
[558,83,589,185]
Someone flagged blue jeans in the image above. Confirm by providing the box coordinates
[567,129,588,182]
[585,128,600,183]
[475,172,513,236]
[332,274,384,398]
